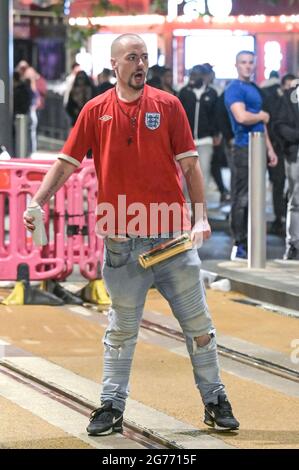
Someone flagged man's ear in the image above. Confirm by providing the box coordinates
[111,58,116,71]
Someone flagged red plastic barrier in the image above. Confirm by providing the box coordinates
[0,159,103,281]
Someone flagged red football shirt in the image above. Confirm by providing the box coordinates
[60,85,198,236]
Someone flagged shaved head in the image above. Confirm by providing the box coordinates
[111,34,146,58]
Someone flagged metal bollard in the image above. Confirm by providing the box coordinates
[248,132,267,269]
[15,114,28,158]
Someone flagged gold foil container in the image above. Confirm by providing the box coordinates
[138,233,192,269]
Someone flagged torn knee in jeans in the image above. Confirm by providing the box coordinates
[194,334,211,347]
[104,341,121,359]
[193,329,216,350]
[104,342,121,350]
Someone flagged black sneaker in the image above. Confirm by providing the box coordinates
[204,395,239,431]
[86,401,123,436]
[283,244,299,260]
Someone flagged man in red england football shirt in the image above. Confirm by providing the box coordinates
[24,34,239,434]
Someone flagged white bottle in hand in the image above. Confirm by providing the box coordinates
[0,145,11,160]
[27,204,48,246]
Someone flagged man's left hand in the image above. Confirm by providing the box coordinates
[191,220,212,249]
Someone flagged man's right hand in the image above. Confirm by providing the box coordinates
[23,205,44,232]
[259,110,270,124]
[23,210,35,232]
[22,159,76,233]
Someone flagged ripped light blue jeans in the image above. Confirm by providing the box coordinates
[101,237,225,412]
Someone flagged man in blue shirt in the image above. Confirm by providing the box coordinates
[225,50,277,260]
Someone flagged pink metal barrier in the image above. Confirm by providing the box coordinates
[0,159,103,281]
[71,163,104,279]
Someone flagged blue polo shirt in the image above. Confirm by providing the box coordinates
[224,80,264,147]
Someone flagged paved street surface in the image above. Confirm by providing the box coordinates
[1,152,298,449]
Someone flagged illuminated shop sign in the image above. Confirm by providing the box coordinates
[168,0,233,20]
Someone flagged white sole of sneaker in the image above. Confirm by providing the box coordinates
[87,425,123,436]
[204,419,239,432]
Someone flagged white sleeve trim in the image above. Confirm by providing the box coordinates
[58,154,81,167]
[175,150,199,161]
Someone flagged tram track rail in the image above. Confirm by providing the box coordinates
[140,319,299,384]
[84,302,299,384]
[0,361,181,450]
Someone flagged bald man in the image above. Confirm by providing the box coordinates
[24,34,239,435]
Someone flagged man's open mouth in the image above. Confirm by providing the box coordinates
[134,72,144,81]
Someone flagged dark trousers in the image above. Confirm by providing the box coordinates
[230,146,248,245]
[268,153,286,222]
[211,144,228,194]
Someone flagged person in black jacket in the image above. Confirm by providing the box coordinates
[212,90,233,203]
[276,84,299,260]
[13,71,32,155]
[66,71,96,127]
[13,71,32,115]
[179,65,219,192]
[95,68,115,95]
[160,67,177,96]
[262,73,296,236]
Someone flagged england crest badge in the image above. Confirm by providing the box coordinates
[145,113,160,130]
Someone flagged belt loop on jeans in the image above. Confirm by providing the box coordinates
[131,238,136,250]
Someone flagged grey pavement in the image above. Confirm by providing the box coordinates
[200,178,298,311]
